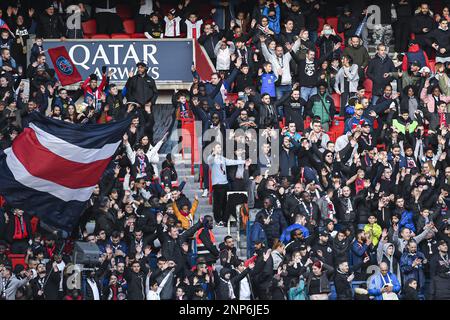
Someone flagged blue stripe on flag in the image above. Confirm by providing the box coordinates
[26,112,132,149]
[0,150,88,232]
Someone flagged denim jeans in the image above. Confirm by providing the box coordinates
[276,84,292,100]
[300,87,317,103]
[372,95,380,106]
[276,84,292,118]
[309,30,318,44]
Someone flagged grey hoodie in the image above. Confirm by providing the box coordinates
[377,242,401,283]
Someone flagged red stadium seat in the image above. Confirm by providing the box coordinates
[8,254,26,270]
[332,93,340,113]
[117,4,132,20]
[318,17,326,32]
[82,19,97,36]
[111,33,131,39]
[123,19,136,34]
[90,34,111,39]
[326,17,338,31]
[330,116,345,137]
[131,33,146,38]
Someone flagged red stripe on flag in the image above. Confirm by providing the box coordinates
[12,128,110,189]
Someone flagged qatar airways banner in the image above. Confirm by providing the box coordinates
[38,39,195,84]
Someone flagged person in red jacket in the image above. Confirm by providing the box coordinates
[81,66,110,112]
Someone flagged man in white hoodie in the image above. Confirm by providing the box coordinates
[214,38,236,72]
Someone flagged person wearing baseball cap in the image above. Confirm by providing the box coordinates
[125,59,158,108]
[344,102,369,133]
[311,230,333,267]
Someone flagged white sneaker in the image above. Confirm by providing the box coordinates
[202,189,209,197]
[215,222,225,228]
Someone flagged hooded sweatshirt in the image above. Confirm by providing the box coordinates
[377,242,401,282]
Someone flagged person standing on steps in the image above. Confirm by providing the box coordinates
[207,142,251,227]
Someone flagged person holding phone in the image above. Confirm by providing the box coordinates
[400,239,428,295]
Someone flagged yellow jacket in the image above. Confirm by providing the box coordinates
[364,223,382,247]
[173,199,198,230]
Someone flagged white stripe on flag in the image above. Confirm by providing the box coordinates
[4,148,94,202]
[29,123,121,163]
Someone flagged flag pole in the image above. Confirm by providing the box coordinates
[42,234,67,288]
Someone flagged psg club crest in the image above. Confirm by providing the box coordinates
[56,56,74,76]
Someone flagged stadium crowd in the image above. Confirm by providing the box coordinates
[0,0,450,301]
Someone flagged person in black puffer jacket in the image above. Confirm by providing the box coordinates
[411,3,436,56]
[36,5,66,39]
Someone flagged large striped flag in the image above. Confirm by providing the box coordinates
[0,113,131,232]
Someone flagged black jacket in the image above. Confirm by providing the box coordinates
[367,55,396,96]
[411,13,436,38]
[284,7,305,34]
[216,268,251,300]
[334,270,353,300]
[252,248,274,293]
[196,227,220,265]
[125,74,158,106]
[256,208,287,242]
[84,277,102,300]
[425,28,450,58]
[30,272,60,300]
[316,34,342,60]
[36,13,66,38]
[333,193,357,224]
[124,267,147,300]
[231,269,254,300]
[430,273,450,300]
[305,262,334,295]
[198,32,222,61]
[257,102,278,129]
[157,220,202,269]
[282,193,303,222]
[283,96,307,132]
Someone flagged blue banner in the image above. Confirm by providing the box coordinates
[41,39,194,84]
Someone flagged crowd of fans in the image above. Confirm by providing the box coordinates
[0,0,450,301]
